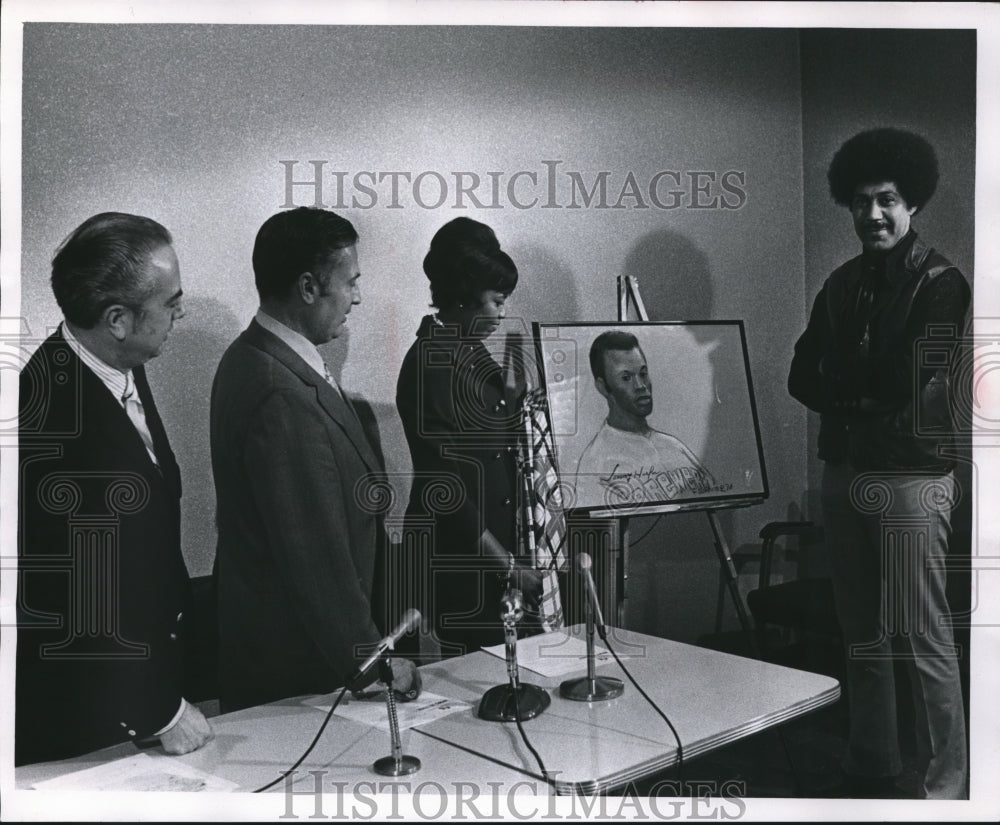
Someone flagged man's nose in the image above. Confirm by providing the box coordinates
[352,283,362,305]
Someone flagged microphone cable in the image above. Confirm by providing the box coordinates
[252,684,349,793]
[602,634,685,788]
[626,514,664,547]
[510,650,552,788]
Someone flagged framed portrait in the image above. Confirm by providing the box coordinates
[533,321,769,515]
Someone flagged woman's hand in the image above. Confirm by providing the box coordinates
[512,565,544,608]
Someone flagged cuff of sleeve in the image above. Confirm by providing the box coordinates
[154,698,188,737]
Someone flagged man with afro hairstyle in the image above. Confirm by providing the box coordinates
[789,128,970,799]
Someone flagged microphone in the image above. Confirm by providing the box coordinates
[578,552,608,639]
[349,608,421,685]
[500,588,524,688]
[559,552,624,702]
[477,586,550,722]
[500,588,524,623]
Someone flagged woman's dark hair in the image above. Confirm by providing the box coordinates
[827,128,939,211]
[422,218,518,309]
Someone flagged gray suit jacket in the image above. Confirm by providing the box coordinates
[210,319,386,710]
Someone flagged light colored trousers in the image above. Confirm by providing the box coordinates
[821,460,968,800]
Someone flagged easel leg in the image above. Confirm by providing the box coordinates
[706,513,804,795]
[617,517,629,628]
[705,511,758,658]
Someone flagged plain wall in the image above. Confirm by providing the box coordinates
[16,25,974,643]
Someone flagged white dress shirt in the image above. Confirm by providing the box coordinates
[61,323,159,466]
[255,309,343,394]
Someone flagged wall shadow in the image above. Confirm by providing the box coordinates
[616,228,758,641]
[622,229,713,325]
[146,295,245,577]
[506,243,582,326]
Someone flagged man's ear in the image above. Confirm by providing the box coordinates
[297,272,318,305]
[102,304,130,342]
[595,376,609,400]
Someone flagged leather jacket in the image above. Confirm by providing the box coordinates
[788,231,970,472]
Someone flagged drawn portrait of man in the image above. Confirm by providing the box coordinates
[575,330,718,508]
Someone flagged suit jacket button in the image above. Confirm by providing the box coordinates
[128,729,137,737]
[502,498,511,506]
[493,452,502,460]
[169,632,178,641]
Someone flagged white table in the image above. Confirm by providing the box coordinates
[14,625,839,800]
[413,625,840,794]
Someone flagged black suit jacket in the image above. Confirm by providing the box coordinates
[210,320,389,711]
[16,328,190,766]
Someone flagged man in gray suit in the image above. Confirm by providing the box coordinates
[211,207,421,711]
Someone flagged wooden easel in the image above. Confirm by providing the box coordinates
[600,276,759,655]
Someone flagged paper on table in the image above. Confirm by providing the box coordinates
[31,752,239,792]
[482,630,615,678]
[309,691,471,731]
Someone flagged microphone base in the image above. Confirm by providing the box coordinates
[559,676,625,702]
[372,754,421,776]
[478,683,551,722]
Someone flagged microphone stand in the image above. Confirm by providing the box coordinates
[560,570,624,702]
[372,655,421,776]
[478,590,551,722]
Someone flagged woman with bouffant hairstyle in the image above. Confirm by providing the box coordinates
[396,218,544,657]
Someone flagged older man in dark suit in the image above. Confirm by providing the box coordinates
[211,207,421,712]
[16,212,213,765]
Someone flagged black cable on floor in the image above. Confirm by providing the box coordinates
[253,685,350,793]
[775,725,804,796]
[626,515,663,548]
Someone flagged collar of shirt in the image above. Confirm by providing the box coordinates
[255,309,332,385]
[61,322,131,404]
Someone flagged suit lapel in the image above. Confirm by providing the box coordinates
[242,321,382,474]
[50,333,176,492]
[871,234,926,319]
[133,365,182,496]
